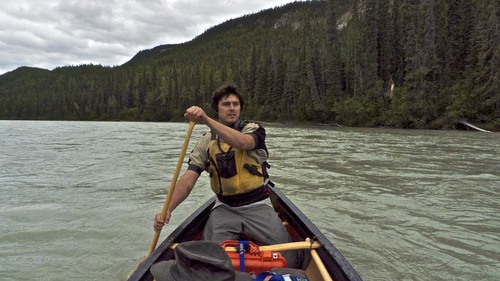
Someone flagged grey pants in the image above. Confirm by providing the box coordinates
[202,201,302,268]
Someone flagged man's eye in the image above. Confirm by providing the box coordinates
[222,102,239,106]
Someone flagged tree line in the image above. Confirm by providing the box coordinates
[0,0,498,130]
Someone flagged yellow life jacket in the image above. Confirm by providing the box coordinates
[208,138,265,196]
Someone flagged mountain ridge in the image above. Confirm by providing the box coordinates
[0,0,497,131]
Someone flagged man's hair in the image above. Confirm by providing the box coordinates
[211,84,245,117]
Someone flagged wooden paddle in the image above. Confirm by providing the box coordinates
[147,121,196,257]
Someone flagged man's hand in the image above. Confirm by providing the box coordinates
[153,212,171,232]
[184,106,207,123]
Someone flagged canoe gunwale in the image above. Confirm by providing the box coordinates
[269,187,363,281]
[127,197,215,281]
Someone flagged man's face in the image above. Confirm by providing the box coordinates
[217,94,241,125]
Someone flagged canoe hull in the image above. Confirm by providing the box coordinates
[128,187,362,281]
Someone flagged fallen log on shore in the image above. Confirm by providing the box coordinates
[455,120,492,133]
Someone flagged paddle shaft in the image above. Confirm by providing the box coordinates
[147,121,196,256]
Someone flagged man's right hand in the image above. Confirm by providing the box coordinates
[153,212,170,232]
[184,106,208,124]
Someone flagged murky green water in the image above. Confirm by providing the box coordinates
[0,121,498,280]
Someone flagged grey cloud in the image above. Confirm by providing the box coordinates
[0,0,302,74]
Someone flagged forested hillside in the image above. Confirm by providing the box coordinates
[0,0,498,130]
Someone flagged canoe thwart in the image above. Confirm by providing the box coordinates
[170,240,321,252]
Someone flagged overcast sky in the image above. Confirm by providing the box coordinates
[0,0,305,75]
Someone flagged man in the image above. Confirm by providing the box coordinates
[154,84,300,268]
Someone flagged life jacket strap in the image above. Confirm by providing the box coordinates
[244,163,264,177]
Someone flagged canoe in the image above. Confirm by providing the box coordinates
[128,186,363,281]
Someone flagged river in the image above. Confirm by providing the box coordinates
[0,121,498,281]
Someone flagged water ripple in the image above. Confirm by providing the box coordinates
[0,121,498,280]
